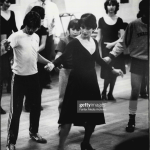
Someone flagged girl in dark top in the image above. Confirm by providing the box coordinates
[96,0,125,101]
[0,0,18,114]
[46,13,123,150]
[21,6,48,112]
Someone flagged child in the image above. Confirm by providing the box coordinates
[55,19,80,133]
[5,11,52,150]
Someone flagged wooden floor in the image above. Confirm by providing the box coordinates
[1,66,149,150]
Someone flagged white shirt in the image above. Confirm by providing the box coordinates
[8,30,39,75]
[26,0,61,36]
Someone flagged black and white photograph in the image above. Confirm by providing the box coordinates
[0,0,149,150]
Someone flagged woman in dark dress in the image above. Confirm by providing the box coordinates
[46,13,123,150]
[0,0,18,114]
[96,0,125,100]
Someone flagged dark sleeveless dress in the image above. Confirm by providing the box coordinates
[98,17,126,79]
[53,38,113,126]
[1,11,18,81]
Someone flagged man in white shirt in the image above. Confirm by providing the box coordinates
[5,11,52,150]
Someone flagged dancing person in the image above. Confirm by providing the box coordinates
[22,6,48,112]
[96,0,125,101]
[45,13,123,150]
[136,6,148,99]
[5,11,53,150]
[103,0,148,132]
[0,0,18,114]
[26,0,61,89]
[55,19,80,133]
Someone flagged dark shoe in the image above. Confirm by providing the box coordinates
[29,132,47,143]
[140,94,148,99]
[43,84,52,89]
[0,107,6,114]
[80,142,95,150]
[6,144,16,150]
[107,94,116,101]
[126,114,135,132]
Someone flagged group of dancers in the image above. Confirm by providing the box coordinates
[1,0,148,150]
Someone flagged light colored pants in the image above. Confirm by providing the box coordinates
[129,73,148,114]
[58,68,71,114]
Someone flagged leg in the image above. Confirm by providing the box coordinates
[107,76,117,100]
[24,94,31,112]
[58,69,71,114]
[29,74,41,134]
[140,76,148,98]
[29,74,47,143]
[58,124,72,150]
[130,73,142,111]
[126,73,143,132]
[7,74,25,146]
[81,123,96,150]
[102,79,110,100]
[0,79,6,114]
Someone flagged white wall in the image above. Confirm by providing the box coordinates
[9,0,141,32]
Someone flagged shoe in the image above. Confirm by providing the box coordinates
[140,94,148,99]
[126,114,135,132]
[0,107,6,114]
[80,142,95,150]
[29,132,47,143]
[6,144,16,150]
[43,84,52,89]
[107,94,116,101]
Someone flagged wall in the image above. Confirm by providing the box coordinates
[9,0,141,32]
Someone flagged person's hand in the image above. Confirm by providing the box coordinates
[103,57,112,64]
[0,39,10,55]
[112,68,124,77]
[44,63,55,71]
[3,39,11,51]
[104,42,114,49]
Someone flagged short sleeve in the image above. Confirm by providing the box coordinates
[40,26,47,35]
[118,18,124,30]
[98,17,103,29]
[55,39,66,53]
[8,33,18,48]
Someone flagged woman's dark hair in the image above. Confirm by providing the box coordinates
[137,0,148,18]
[104,0,119,14]
[67,19,80,31]
[31,6,45,20]
[0,0,11,6]
[23,11,41,29]
[79,13,97,30]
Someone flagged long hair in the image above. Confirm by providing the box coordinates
[104,0,119,14]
